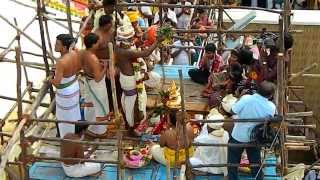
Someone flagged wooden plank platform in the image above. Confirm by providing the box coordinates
[146,79,210,113]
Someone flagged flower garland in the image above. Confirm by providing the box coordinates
[132,58,148,113]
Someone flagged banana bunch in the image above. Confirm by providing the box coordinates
[156,25,173,46]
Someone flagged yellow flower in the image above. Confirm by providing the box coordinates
[136,83,144,89]
[249,71,258,80]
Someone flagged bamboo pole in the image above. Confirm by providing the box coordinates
[286,111,313,117]
[191,163,277,168]
[41,0,54,65]
[43,17,80,23]
[70,11,95,49]
[36,0,55,102]
[285,146,310,151]
[289,63,318,81]
[42,14,78,34]
[0,47,48,59]
[174,28,301,34]
[29,80,50,118]
[0,13,56,61]
[8,0,55,15]
[287,124,316,129]
[277,16,287,175]
[192,143,265,147]
[32,156,118,164]
[0,95,49,108]
[286,135,306,141]
[14,18,30,85]
[217,0,223,49]
[117,3,283,14]
[108,42,124,180]
[65,0,73,36]
[26,135,116,146]
[178,70,192,180]
[1,58,50,68]
[0,15,37,60]
[11,118,114,125]
[15,47,22,121]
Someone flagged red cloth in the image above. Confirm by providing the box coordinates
[199,53,223,73]
[144,25,158,47]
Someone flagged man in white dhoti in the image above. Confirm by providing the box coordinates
[61,133,102,177]
[115,25,163,135]
[190,109,229,179]
[78,33,110,137]
[51,38,82,138]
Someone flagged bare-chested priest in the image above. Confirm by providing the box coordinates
[115,25,163,135]
[50,41,81,138]
[92,14,122,112]
[79,33,110,137]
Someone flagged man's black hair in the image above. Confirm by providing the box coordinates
[169,110,177,126]
[205,43,216,53]
[229,62,243,81]
[257,81,276,98]
[197,8,205,14]
[99,14,113,27]
[230,48,240,58]
[284,33,294,50]
[238,48,254,65]
[56,34,75,49]
[84,33,99,49]
[103,0,116,6]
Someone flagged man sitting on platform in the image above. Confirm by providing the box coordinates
[190,109,229,178]
[151,110,194,166]
[50,39,82,138]
[188,43,223,85]
[79,33,110,137]
[61,133,102,177]
[228,81,276,179]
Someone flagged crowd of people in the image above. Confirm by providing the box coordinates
[48,0,295,178]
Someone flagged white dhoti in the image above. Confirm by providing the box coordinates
[119,72,147,127]
[56,75,81,137]
[62,163,101,178]
[84,76,109,135]
[150,144,167,165]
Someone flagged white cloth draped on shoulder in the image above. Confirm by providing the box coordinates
[56,75,81,137]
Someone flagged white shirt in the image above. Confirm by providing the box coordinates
[231,93,276,143]
[93,10,131,32]
[171,40,195,65]
[153,9,177,25]
[191,128,229,176]
[140,1,154,27]
[174,2,192,29]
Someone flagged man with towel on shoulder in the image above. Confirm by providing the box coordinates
[92,14,122,113]
[79,33,110,138]
[190,108,229,179]
[50,38,82,138]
